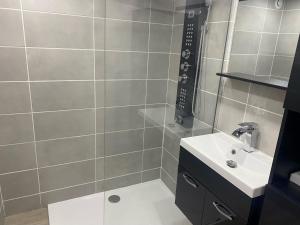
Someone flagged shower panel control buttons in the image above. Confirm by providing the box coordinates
[179,74,188,84]
[182,49,191,59]
[181,62,191,72]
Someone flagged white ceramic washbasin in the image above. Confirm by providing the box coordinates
[180,132,273,198]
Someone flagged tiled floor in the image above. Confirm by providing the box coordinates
[4,180,191,225]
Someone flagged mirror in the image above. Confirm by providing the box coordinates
[225,0,300,86]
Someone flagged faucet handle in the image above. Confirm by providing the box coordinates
[238,122,258,130]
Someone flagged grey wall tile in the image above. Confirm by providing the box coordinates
[146,80,167,104]
[216,98,245,134]
[263,9,282,33]
[106,20,149,51]
[39,160,95,192]
[95,51,105,79]
[27,49,94,81]
[106,0,150,22]
[231,31,260,54]
[244,106,282,156]
[22,0,93,16]
[144,127,163,149]
[144,104,165,127]
[161,168,176,194]
[104,152,142,178]
[0,206,4,225]
[280,10,300,33]
[96,109,104,135]
[276,34,298,57]
[235,6,265,32]
[96,134,104,157]
[162,149,178,181]
[248,84,285,115]
[222,79,250,103]
[271,56,293,77]
[0,170,39,200]
[142,168,160,182]
[285,0,300,10]
[239,0,268,7]
[105,130,143,156]
[151,0,173,24]
[200,58,222,94]
[197,91,218,126]
[96,158,104,180]
[0,82,31,114]
[105,80,146,107]
[4,195,41,216]
[36,135,95,167]
[105,52,147,79]
[229,55,257,75]
[166,80,178,105]
[0,143,36,174]
[96,81,104,108]
[169,54,180,81]
[206,22,228,59]
[31,81,94,112]
[41,183,94,206]
[104,173,141,191]
[95,180,104,193]
[256,55,273,76]
[149,24,172,52]
[148,53,169,79]
[0,9,24,46]
[0,47,27,81]
[24,12,93,48]
[163,129,180,160]
[34,109,94,140]
[94,18,104,50]
[105,106,145,132]
[260,33,277,55]
[143,148,162,170]
[209,0,231,22]
[171,25,183,54]
[94,0,105,17]
[0,0,20,8]
[0,114,34,145]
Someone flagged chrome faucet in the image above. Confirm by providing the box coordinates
[232,122,259,153]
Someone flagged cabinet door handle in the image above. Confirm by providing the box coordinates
[212,202,233,221]
[182,173,198,188]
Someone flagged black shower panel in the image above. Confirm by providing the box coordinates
[175,0,209,128]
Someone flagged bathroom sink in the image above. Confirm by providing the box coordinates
[180,132,273,198]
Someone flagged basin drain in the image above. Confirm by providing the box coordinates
[108,195,120,203]
[226,160,237,168]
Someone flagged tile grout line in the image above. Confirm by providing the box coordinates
[269,8,284,78]
[3,167,163,203]
[141,0,152,183]
[92,0,97,194]
[18,0,42,208]
[161,0,176,180]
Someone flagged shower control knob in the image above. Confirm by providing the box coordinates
[179,74,188,84]
[182,49,191,60]
[181,62,191,72]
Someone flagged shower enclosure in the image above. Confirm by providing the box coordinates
[0,0,232,224]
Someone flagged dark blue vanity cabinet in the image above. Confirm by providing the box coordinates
[175,148,262,225]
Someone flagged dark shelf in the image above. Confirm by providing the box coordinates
[216,73,288,90]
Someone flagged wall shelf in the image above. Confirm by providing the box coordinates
[216,72,288,90]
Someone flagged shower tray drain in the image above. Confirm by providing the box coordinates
[108,195,121,203]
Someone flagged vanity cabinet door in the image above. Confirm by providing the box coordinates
[202,191,246,225]
[175,166,206,225]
